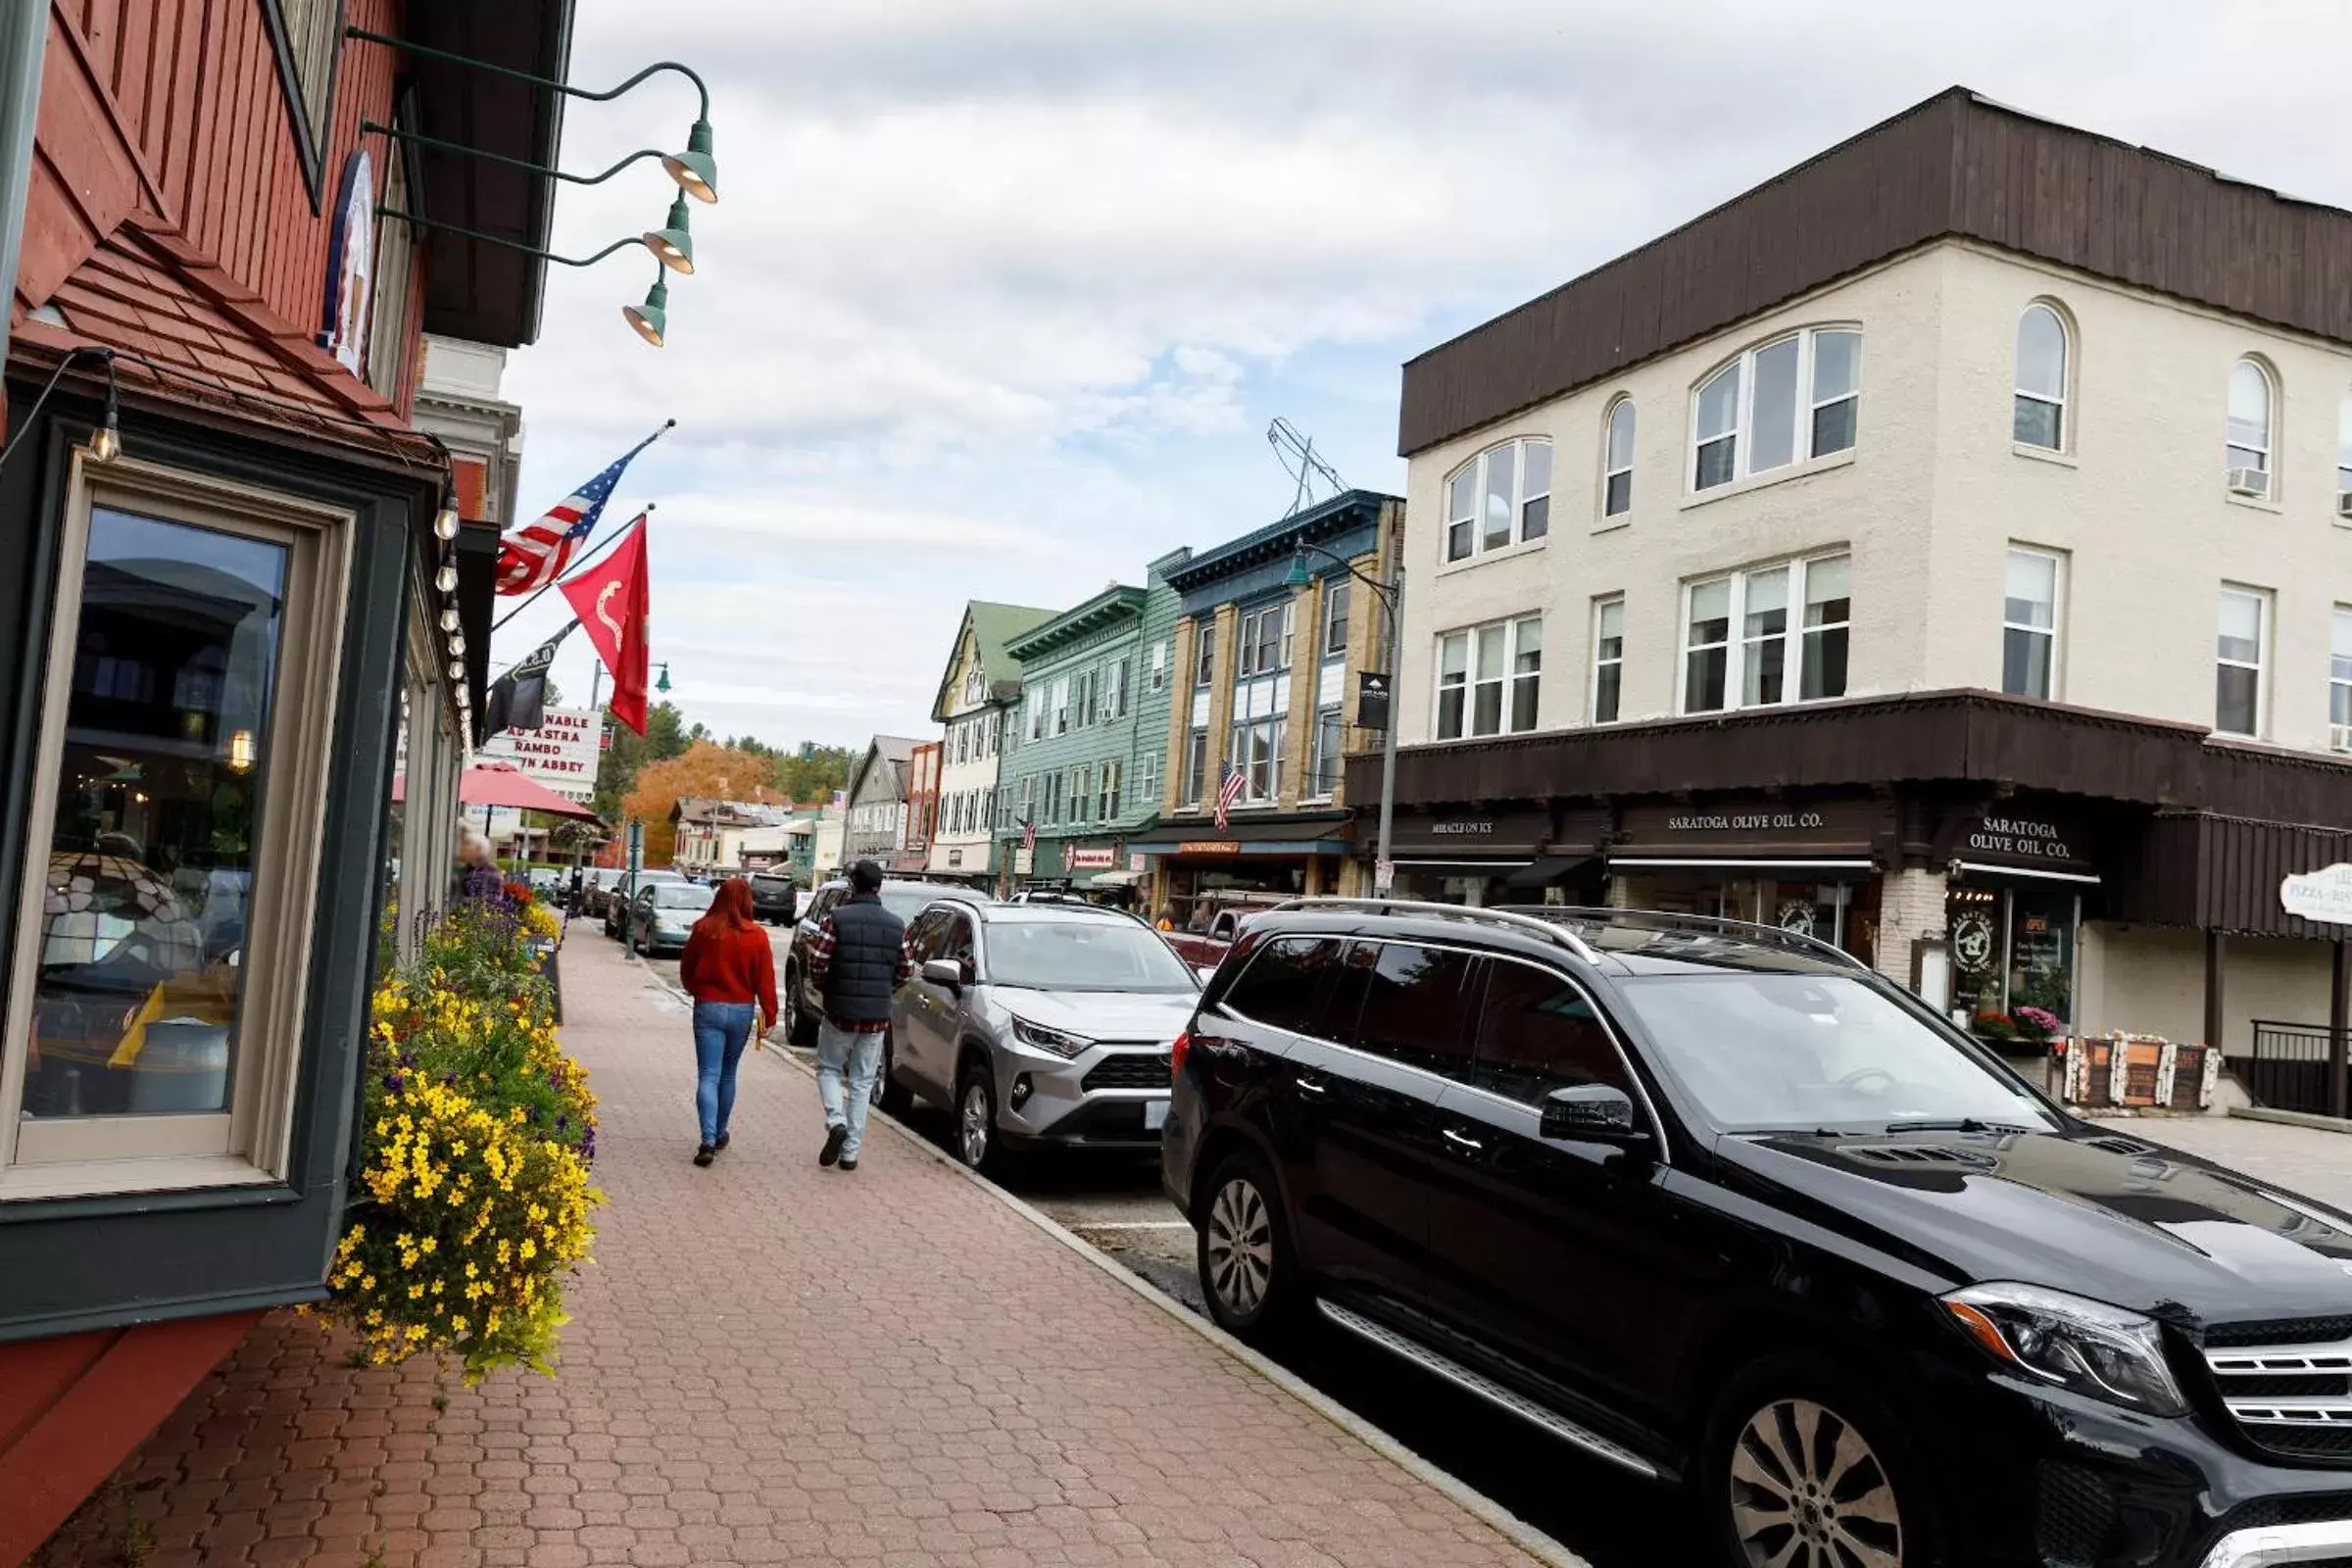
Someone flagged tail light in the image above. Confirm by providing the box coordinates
[1170,1030,1191,1078]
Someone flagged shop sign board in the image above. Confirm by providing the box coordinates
[1388,808,1550,858]
[2281,863,2352,925]
[1068,847,1117,869]
[1617,797,1890,853]
[1178,840,1242,856]
[477,707,599,804]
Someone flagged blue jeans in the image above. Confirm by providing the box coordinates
[692,1001,756,1147]
[814,1021,885,1160]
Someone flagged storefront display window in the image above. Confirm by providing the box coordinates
[1617,872,1878,967]
[1946,879,2077,1041]
[2,470,349,1197]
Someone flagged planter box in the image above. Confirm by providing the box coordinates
[2059,1033,2219,1111]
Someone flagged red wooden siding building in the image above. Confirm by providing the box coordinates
[0,2,575,1559]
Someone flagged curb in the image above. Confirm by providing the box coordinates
[710,988,1591,1568]
[2230,1104,2352,1136]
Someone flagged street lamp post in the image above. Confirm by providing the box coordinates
[1284,542,1403,899]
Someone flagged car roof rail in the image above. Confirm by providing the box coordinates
[1491,905,1873,972]
[1262,897,1601,965]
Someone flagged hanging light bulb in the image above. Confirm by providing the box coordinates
[448,658,466,682]
[436,563,458,594]
[434,484,461,540]
[447,631,466,658]
[439,606,461,632]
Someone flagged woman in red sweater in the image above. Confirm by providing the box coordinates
[678,878,778,1167]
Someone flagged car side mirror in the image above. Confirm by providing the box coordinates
[920,957,964,993]
[1539,1084,1649,1149]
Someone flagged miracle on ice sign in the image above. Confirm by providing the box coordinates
[478,707,600,804]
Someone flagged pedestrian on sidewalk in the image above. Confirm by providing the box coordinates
[678,877,777,1168]
[805,858,911,1172]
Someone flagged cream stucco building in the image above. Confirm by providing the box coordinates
[1367,87,2352,1103]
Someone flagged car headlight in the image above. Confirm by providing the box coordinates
[1942,1282,2187,1416]
[1010,1015,1093,1057]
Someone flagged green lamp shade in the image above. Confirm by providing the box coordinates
[644,194,695,274]
[655,662,673,693]
[1284,548,1313,589]
[663,120,718,204]
[624,276,668,347]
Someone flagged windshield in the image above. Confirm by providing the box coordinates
[987,920,1198,994]
[1613,973,2062,1135]
[880,886,945,922]
[653,885,714,910]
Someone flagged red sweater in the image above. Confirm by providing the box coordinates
[679,922,778,1020]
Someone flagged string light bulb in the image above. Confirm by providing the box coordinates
[440,606,462,632]
[447,658,466,682]
[89,355,121,463]
[433,484,460,540]
[436,563,458,594]
[447,632,466,658]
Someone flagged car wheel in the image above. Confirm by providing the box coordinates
[955,1060,1001,1175]
[784,971,818,1049]
[1707,1359,1936,1568]
[877,1035,914,1116]
[1196,1149,1299,1347]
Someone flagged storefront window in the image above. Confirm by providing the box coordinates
[19,509,288,1123]
[4,476,346,1196]
[1946,879,2077,1039]
[1615,872,1878,967]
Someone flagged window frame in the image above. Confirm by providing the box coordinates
[1432,614,1544,741]
[1679,553,1852,716]
[1591,596,1626,724]
[261,0,345,199]
[1689,326,1862,493]
[1150,640,1168,693]
[0,455,354,1200]
[2216,583,2272,740]
[1601,398,1636,519]
[2013,303,2070,453]
[1225,713,1287,805]
[1442,437,1554,563]
[2001,546,2065,701]
[2331,605,2352,754]
[1322,578,1351,659]
[1184,728,1209,807]
[2227,357,2278,496]
[2337,388,2352,505]
[1307,706,1345,800]
[1194,622,1215,687]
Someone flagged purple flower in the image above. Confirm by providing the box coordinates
[383,1072,406,1093]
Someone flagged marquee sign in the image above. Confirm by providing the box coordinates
[477,707,599,804]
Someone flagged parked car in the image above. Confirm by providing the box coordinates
[888,901,1200,1171]
[1165,901,2352,1568]
[603,869,684,938]
[624,880,713,957]
[1163,892,1290,969]
[747,868,799,926]
[577,867,623,917]
[779,878,995,1049]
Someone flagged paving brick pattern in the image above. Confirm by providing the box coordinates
[36,934,1549,1568]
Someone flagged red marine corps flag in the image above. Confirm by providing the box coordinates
[559,516,652,734]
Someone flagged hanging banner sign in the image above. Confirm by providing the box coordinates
[2281,864,2352,926]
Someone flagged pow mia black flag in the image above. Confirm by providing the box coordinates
[483,620,579,738]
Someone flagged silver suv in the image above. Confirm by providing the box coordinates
[885,901,1200,1172]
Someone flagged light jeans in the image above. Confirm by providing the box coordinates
[814,1021,885,1160]
[691,1001,755,1147]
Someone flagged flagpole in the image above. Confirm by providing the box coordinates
[492,499,658,635]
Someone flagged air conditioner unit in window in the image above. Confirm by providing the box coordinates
[2336,492,2352,519]
[2227,466,2271,498]
[2334,724,2352,755]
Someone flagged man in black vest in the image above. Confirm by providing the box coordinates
[806,859,912,1171]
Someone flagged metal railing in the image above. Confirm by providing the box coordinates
[2245,1020,2344,1116]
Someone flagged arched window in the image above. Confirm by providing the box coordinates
[1601,399,1636,517]
[2336,387,2351,503]
[2014,304,2067,450]
[2227,358,2276,497]
[1443,437,1551,562]
[1690,326,1860,492]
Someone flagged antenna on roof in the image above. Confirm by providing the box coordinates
[1267,417,1346,516]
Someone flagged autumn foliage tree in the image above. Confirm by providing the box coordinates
[622,741,787,866]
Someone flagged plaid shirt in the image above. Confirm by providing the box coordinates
[807,915,914,1033]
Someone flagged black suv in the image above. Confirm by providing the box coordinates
[1163,902,2352,1568]
[747,868,799,926]
[779,877,995,1048]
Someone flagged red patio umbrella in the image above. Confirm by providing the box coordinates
[392,761,604,821]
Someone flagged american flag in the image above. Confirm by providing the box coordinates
[1213,763,1247,830]
[495,427,665,595]
[1018,816,1037,853]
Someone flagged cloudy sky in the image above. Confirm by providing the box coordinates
[495,0,2352,749]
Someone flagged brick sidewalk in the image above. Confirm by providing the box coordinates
[36,931,1556,1568]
